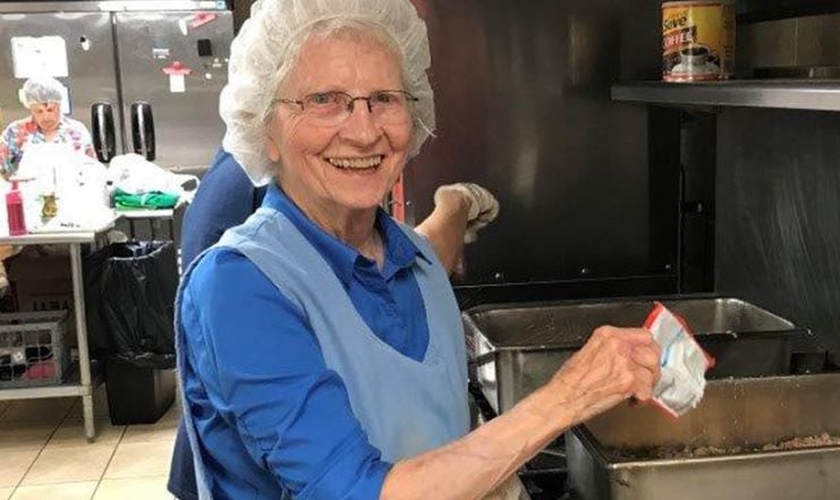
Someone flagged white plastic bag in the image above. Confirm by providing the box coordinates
[57,157,111,222]
[644,302,714,417]
[106,153,198,198]
[15,142,78,187]
[13,143,111,230]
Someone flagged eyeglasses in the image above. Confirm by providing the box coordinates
[276,90,418,126]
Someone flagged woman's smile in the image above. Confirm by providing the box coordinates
[326,154,384,171]
[267,31,413,223]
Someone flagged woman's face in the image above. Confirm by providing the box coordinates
[266,31,414,221]
[30,102,61,134]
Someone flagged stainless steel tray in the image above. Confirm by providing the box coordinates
[567,374,840,500]
[463,297,816,413]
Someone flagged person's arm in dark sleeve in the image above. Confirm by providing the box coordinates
[182,250,391,499]
[181,150,256,266]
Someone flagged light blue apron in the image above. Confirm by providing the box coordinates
[176,208,470,499]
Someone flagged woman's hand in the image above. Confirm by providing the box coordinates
[416,183,499,276]
[382,326,660,500]
[433,183,499,243]
[546,326,661,424]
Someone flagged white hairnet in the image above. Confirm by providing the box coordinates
[22,77,65,108]
[220,0,435,186]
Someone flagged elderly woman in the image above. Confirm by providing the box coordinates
[169,148,496,500]
[177,1,661,499]
[0,77,95,178]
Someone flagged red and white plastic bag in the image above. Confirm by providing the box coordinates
[644,302,715,418]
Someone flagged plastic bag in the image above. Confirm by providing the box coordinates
[15,143,79,185]
[85,241,178,368]
[644,302,714,417]
[107,153,197,198]
[56,156,109,213]
[113,189,179,209]
[83,247,116,356]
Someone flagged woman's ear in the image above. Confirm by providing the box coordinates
[265,132,281,163]
[264,104,282,162]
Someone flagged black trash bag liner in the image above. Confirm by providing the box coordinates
[89,241,178,369]
[84,247,120,355]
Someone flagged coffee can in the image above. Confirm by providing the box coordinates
[662,1,735,82]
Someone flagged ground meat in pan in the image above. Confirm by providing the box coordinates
[604,433,840,461]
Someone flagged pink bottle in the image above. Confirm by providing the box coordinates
[6,180,26,236]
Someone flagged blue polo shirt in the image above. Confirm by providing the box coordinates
[180,183,432,499]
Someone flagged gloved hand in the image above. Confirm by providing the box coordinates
[434,183,499,243]
[481,476,525,500]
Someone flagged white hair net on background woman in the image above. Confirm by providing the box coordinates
[22,77,65,108]
[219,0,436,186]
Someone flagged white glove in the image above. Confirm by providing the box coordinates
[481,476,525,500]
[434,183,500,243]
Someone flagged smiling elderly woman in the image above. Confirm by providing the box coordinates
[176,1,661,499]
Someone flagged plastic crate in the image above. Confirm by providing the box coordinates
[0,311,71,388]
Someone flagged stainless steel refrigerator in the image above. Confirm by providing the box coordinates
[0,1,234,173]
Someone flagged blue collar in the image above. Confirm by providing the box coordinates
[261,183,431,286]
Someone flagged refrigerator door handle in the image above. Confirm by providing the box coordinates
[91,103,116,163]
[131,101,156,161]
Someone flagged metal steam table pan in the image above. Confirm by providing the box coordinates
[463,297,818,414]
[566,373,840,500]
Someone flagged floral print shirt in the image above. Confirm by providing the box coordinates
[0,116,96,176]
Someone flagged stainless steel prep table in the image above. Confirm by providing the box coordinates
[0,219,115,441]
[119,208,174,241]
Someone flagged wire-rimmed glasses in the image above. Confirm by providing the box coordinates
[276,90,418,126]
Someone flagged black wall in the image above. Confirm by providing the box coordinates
[736,0,840,22]
[716,108,840,362]
[412,0,681,297]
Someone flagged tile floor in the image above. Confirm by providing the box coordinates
[0,385,179,500]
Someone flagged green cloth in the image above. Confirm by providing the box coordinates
[114,188,180,209]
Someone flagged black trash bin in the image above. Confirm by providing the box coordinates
[86,241,178,425]
[105,355,177,425]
